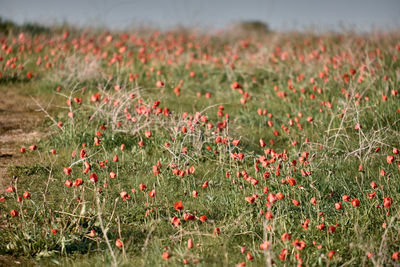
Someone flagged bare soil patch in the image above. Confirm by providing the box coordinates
[0,88,44,192]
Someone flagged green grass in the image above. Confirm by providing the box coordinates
[0,26,399,266]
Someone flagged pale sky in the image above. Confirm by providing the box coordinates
[0,0,399,31]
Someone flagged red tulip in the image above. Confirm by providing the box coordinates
[89,173,98,183]
[174,201,183,211]
[187,238,193,249]
[64,180,73,187]
[259,138,266,147]
[10,209,19,217]
[199,215,207,222]
[383,197,393,209]
[115,239,123,248]
[351,198,360,207]
[162,251,170,259]
[259,241,270,250]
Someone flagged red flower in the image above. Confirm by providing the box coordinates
[383,197,393,209]
[162,251,170,260]
[232,139,240,146]
[187,238,193,249]
[245,196,256,204]
[29,144,37,150]
[259,241,270,250]
[265,211,273,220]
[213,227,221,236]
[149,190,156,198]
[170,216,181,227]
[183,213,195,221]
[387,155,395,164]
[115,239,123,248]
[259,138,266,148]
[393,252,400,261]
[310,197,317,205]
[63,167,72,175]
[292,199,300,206]
[145,130,152,138]
[267,193,277,203]
[199,215,208,222]
[139,184,147,191]
[351,198,360,207]
[6,186,15,193]
[370,181,377,189]
[293,240,306,250]
[89,173,98,183]
[246,252,253,261]
[10,209,19,217]
[279,249,288,260]
[342,195,350,202]
[281,233,291,242]
[74,178,83,187]
[328,251,336,259]
[174,201,183,211]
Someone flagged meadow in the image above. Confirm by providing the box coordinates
[0,23,399,266]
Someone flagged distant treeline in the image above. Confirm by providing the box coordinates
[0,17,52,35]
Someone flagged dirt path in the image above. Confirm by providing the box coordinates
[0,88,44,192]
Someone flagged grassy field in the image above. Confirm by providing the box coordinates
[0,23,399,266]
